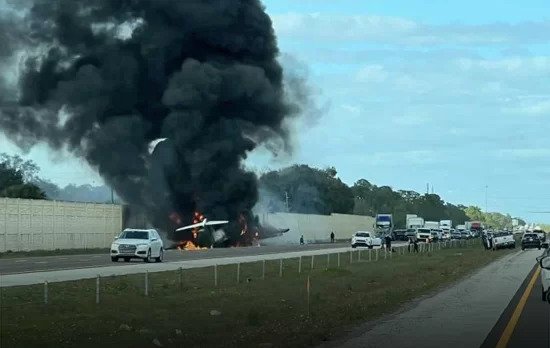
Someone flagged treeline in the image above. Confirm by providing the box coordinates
[0,153,118,203]
[0,154,526,229]
[258,164,525,229]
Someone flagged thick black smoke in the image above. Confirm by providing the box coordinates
[0,0,299,242]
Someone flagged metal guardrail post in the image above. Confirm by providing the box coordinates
[96,275,100,304]
[44,281,48,305]
[144,271,149,296]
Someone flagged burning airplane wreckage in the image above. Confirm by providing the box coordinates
[0,0,301,248]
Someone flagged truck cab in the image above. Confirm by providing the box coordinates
[375,214,394,239]
[417,228,432,242]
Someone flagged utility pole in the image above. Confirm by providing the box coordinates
[284,191,289,212]
[426,183,429,194]
[111,187,114,204]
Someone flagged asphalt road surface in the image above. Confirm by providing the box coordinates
[482,263,550,348]
[0,242,405,275]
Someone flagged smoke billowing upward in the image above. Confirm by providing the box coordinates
[0,0,300,242]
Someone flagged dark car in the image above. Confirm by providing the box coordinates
[521,233,541,250]
[394,229,407,241]
[405,229,417,239]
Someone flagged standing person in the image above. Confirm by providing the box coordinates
[385,234,392,252]
[488,233,494,250]
[300,235,304,245]
[413,236,419,253]
[330,231,335,243]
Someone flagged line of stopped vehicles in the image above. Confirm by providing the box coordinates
[351,214,549,252]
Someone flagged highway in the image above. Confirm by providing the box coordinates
[482,264,550,348]
[0,242,353,275]
[0,241,409,275]
[0,241,409,287]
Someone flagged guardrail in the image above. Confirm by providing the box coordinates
[0,238,483,308]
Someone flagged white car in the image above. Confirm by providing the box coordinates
[351,231,382,249]
[111,228,164,263]
[492,233,516,250]
[537,251,550,302]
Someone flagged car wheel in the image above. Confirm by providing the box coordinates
[155,248,163,263]
[542,287,547,302]
[124,257,130,262]
[351,244,356,249]
[111,256,118,262]
[368,245,373,249]
[521,247,525,251]
[143,249,151,263]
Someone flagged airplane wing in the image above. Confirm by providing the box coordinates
[175,222,204,232]
[204,220,229,226]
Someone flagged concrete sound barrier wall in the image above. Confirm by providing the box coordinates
[259,212,375,244]
[0,198,123,252]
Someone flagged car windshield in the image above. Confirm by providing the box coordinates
[119,231,149,240]
[356,232,370,237]
[418,229,430,233]
[524,234,538,239]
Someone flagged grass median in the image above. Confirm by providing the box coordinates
[0,248,110,259]
[0,241,512,348]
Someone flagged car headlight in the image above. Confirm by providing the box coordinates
[136,243,148,247]
[111,243,119,248]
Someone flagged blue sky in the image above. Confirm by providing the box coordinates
[2,0,550,223]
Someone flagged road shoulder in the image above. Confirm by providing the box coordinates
[319,250,537,348]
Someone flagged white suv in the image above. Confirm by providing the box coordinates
[111,229,164,263]
[351,231,382,249]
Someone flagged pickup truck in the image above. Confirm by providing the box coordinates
[351,231,382,249]
[492,233,516,250]
[416,228,432,242]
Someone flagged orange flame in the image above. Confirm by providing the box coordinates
[239,213,248,236]
[176,211,207,250]
[177,240,207,251]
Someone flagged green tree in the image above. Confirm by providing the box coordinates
[464,206,484,221]
[0,156,46,199]
[259,165,354,215]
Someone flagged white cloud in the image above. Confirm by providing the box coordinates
[456,57,550,74]
[356,64,388,83]
[273,14,418,43]
[364,150,437,166]
[391,114,429,126]
[503,99,550,116]
[272,13,550,46]
[494,148,550,159]
[340,104,362,115]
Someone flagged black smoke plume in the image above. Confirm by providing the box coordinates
[0,0,299,243]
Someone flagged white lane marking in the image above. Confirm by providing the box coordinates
[90,255,104,258]
[14,259,29,263]
[57,257,68,260]
[34,261,48,264]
